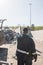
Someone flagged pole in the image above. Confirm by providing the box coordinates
[29,2,32,28]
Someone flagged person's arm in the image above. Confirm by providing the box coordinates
[30,38,37,62]
[31,38,36,53]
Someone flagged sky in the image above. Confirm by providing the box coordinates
[0,0,43,26]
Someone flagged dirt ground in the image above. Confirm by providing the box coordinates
[0,30,43,65]
[0,39,43,65]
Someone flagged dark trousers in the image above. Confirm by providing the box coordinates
[16,52,32,65]
[17,57,32,65]
[17,56,32,65]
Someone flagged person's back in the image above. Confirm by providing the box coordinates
[16,27,37,65]
[17,34,35,52]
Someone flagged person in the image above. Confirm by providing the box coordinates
[16,27,37,65]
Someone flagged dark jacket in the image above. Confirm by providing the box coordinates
[16,34,36,60]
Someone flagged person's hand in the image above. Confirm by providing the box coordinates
[34,54,37,62]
